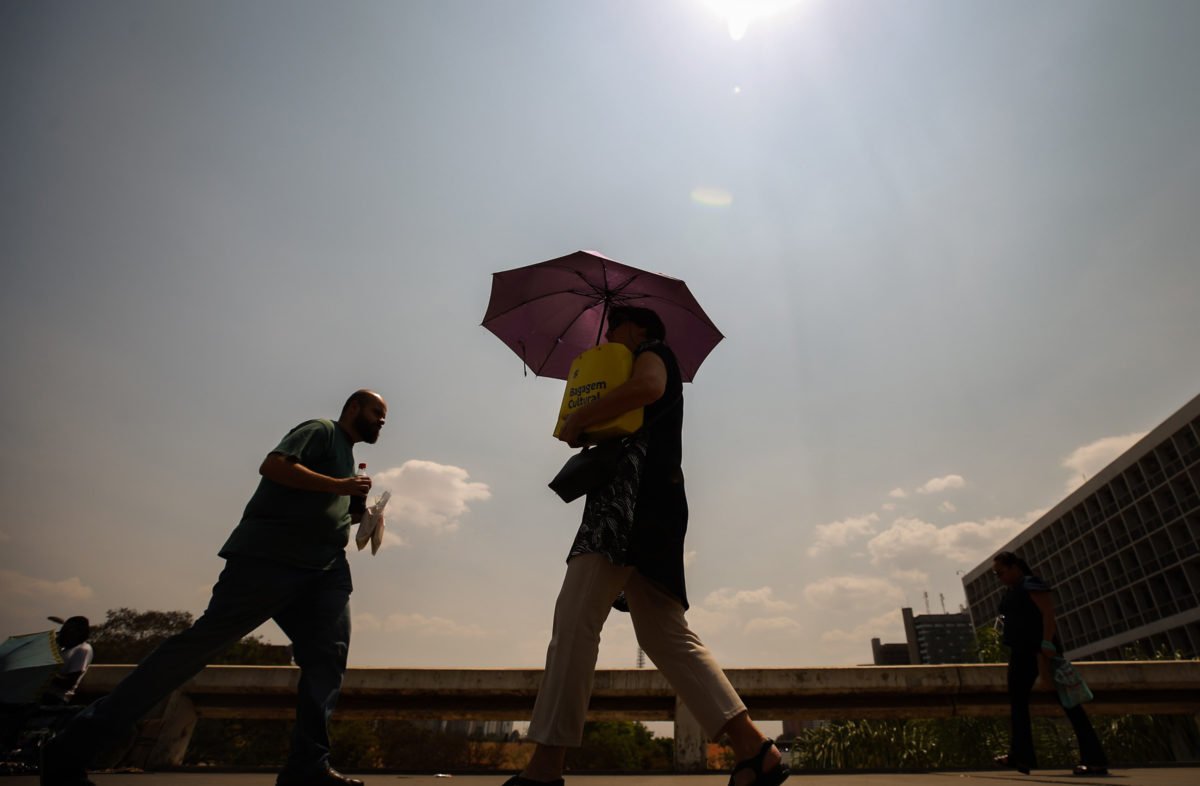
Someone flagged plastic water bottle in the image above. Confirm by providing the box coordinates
[348,462,367,516]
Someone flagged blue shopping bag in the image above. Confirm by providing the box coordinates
[1052,657,1094,709]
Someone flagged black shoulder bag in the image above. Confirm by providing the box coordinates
[548,395,681,503]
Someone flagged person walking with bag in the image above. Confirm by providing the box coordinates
[992,550,1108,777]
[508,306,788,786]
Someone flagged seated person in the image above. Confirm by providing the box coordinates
[43,617,93,705]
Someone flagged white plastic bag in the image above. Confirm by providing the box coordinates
[355,490,391,555]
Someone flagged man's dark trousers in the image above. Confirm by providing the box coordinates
[46,555,352,776]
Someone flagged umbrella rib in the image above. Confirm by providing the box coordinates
[533,296,605,374]
[480,274,611,323]
[482,259,621,325]
[617,292,724,337]
[481,289,584,323]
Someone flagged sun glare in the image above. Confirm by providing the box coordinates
[699,0,805,41]
[690,186,734,207]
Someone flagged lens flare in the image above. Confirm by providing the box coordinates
[690,186,734,207]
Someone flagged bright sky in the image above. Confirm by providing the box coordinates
[3,0,1199,681]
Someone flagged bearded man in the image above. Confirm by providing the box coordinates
[43,390,387,786]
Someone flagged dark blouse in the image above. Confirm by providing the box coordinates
[999,575,1054,654]
[628,341,689,609]
[565,340,690,610]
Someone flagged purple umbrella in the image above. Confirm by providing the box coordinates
[482,250,723,382]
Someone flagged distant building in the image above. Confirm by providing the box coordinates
[869,607,974,664]
[871,638,912,665]
[962,393,1200,660]
[903,607,975,663]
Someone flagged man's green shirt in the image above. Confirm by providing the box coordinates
[220,419,356,570]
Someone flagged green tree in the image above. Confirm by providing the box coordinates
[91,608,292,768]
[789,720,939,770]
[966,625,1006,664]
[564,721,673,770]
[90,607,290,665]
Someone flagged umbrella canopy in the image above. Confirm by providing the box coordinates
[0,630,62,704]
[482,250,723,382]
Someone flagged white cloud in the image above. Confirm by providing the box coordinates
[0,569,94,602]
[802,576,904,610]
[806,513,879,557]
[820,610,905,645]
[683,605,733,637]
[356,611,485,637]
[744,616,804,636]
[703,586,794,612]
[881,503,897,512]
[683,550,698,568]
[353,613,383,632]
[373,460,491,534]
[887,488,908,499]
[940,501,957,513]
[866,514,1030,566]
[916,474,966,494]
[890,569,929,585]
[1062,432,1147,493]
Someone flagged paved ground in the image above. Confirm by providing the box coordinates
[6,771,1200,786]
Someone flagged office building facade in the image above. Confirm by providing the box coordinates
[962,394,1200,660]
[869,607,975,664]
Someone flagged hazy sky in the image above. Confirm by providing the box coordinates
[3,0,1199,680]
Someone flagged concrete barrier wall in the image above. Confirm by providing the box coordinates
[75,661,1200,770]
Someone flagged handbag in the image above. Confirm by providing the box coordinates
[1051,656,1094,708]
[548,438,629,503]
[548,392,682,503]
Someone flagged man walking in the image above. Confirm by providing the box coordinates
[43,390,388,786]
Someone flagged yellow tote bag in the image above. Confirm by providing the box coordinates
[554,344,644,442]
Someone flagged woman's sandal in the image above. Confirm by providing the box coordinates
[728,741,790,786]
[500,776,564,786]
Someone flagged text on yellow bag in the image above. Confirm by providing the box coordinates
[554,343,645,442]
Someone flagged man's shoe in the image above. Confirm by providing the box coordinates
[1073,764,1109,777]
[276,767,365,786]
[993,754,1031,775]
[39,768,94,786]
[39,737,94,786]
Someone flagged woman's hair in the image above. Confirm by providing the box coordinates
[607,305,666,341]
[994,550,1034,576]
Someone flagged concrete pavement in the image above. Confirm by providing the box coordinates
[7,771,1200,786]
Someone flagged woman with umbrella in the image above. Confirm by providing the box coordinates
[505,305,788,786]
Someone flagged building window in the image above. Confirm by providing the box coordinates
[1111,474,1133,509]
[1141,452,1166,487]
[1173,425,1200,464]
[1154,486,1181,524]
[1169,473,1198,514]
[1157,440,1185,477]
[1126,464,1149,499]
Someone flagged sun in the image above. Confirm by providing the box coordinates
[698,0,805,41]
